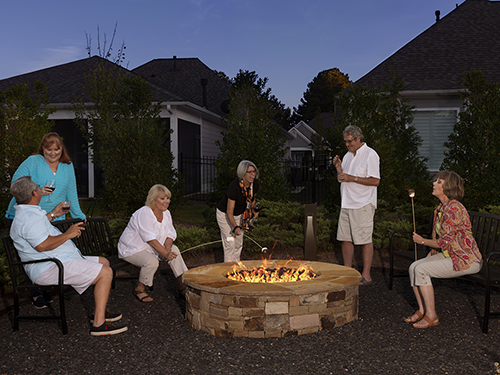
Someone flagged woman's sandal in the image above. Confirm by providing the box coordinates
[404,310,423,323]
[134,289,153,303]
[413,315,439,329]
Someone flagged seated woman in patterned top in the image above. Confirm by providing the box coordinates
[406,170,482,328]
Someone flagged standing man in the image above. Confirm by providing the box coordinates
[9,176,127,336]
[333,125,380,285]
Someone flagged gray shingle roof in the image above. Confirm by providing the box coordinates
[356,0,500,91]
[132,57,230,117]
[0,56,189,104]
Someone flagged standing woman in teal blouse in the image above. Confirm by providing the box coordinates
[6,132,86,222]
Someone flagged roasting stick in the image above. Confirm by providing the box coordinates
[408,189,417,261]
[180,240,222,254]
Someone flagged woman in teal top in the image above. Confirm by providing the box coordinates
[6,132,85,222]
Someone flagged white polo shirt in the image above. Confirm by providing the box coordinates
[340,143,380,209]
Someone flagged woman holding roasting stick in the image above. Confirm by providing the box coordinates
[406,171,482,328]
[5,132,86,309]
[216,160,260,263]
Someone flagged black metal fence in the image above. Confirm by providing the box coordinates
[179,155,333,205]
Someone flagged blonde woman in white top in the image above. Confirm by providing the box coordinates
[118,185,188,302]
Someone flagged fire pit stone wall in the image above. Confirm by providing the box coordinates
[183,261,361,338]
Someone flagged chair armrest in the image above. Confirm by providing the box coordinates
[14,258,65,286]
[486,251,500,264]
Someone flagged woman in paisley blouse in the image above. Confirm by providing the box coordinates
[405,170,482,328]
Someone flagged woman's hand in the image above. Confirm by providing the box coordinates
[40,185,51,196]
[412,232,423,244]
[163,249,178,261]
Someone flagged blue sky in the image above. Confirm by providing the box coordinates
[2,0,463,110]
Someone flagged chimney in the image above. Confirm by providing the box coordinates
[435,10,441,22]
[201,78,208,108]
[173,55,177,71]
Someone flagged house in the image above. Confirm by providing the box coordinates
[355,0,500,170]
[0,56,230,196]
[288,112,335,162]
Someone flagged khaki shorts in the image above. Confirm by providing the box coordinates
[337,204,375,245]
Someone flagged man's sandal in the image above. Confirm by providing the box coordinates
[404,310,423,323]
[413,315,440,329]
[134,289,153,303]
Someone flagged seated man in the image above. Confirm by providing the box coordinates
[9,176,127,336]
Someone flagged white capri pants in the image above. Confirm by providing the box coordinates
[409,252,482,287]
[122,245,188,287]
[216,208,243,262]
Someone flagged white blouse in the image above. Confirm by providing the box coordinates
[118,206,177,259]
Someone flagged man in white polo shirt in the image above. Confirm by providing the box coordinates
[9,176,127,336]
[333,125,380,285]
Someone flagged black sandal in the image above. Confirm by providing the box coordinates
[134,289,153,302]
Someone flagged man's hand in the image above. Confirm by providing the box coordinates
[67,222,86,239]
[333,155,342,173]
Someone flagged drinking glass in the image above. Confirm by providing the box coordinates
[46,180,56,202]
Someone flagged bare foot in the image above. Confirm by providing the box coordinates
[404,310,423,323]
[413,315,439,328]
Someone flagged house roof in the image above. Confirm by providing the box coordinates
[355,0,500,91]
[133,57,230,117]
[0,56,182,104]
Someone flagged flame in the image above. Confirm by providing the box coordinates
[226,259,317,283]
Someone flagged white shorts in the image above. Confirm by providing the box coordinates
[337,204,375,245]
[35,256,102,294]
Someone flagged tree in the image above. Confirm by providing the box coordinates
[85,22,127,67]
[292,68,352,124]
[441,70,500,210]
[0,81,55,217]
[73,63,181,216]
[214,70,289,202]
[324,75,431,212]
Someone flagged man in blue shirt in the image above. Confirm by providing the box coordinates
[10,176,127,336]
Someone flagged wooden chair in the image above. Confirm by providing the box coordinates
[2,236,69,334]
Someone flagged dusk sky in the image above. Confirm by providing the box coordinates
[2,0,463,110]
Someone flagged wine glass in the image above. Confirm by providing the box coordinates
[46,180,56,202]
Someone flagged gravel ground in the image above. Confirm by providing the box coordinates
[1,266,499,375]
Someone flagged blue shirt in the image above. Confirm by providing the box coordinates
[10,205,82,282]
[5,155,85,221]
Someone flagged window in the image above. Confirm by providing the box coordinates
[412,110,457,171]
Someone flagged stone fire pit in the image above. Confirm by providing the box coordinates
[183,260,361,338]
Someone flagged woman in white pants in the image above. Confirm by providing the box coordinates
[406,171,482,328]
[118,185,188,302]
[216,160,260,262]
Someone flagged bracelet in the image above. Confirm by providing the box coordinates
[50,212,55,220]
[421,239,425,245]
[233,226,241,233]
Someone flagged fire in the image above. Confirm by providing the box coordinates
[226,259,317,283]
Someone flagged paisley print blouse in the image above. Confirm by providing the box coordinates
[431,200,482,271]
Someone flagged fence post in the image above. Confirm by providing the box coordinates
[304,204,317,260]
